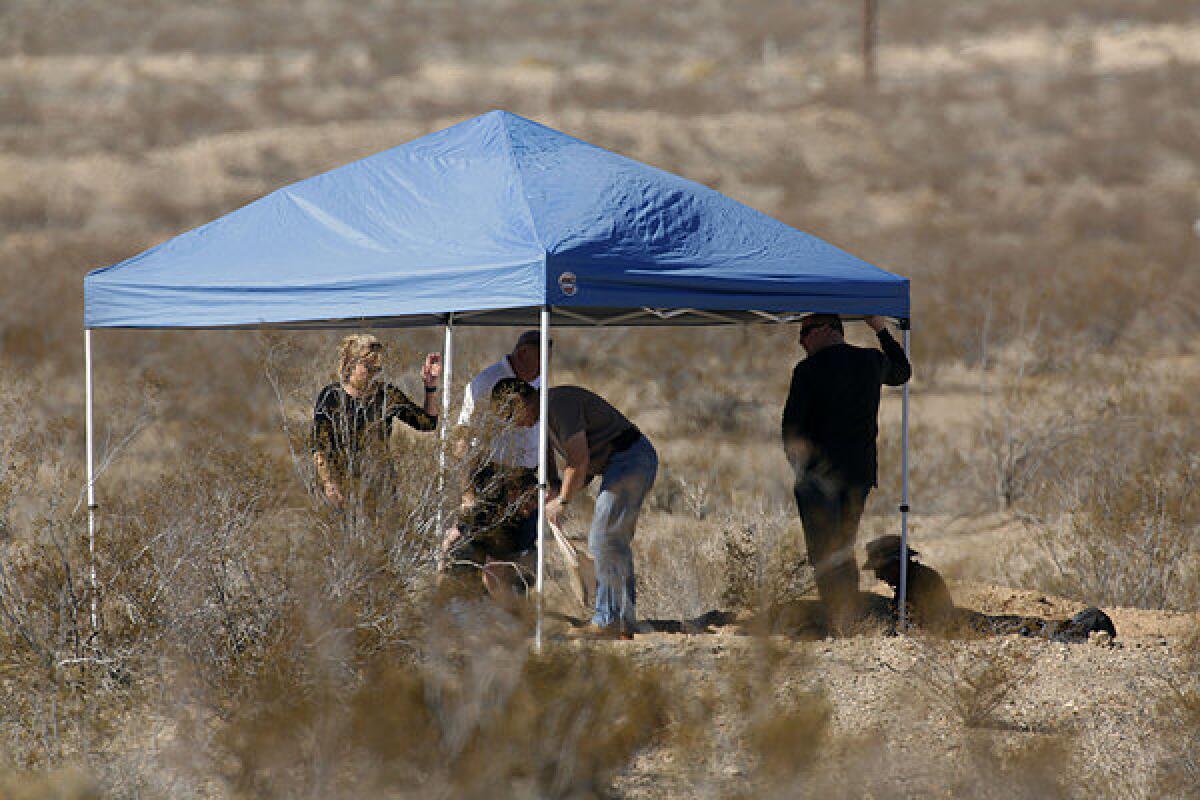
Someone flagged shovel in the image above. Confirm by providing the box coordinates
[547,519,596,612]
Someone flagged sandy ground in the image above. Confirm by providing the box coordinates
[527,482,1198,799]
[541,576,1197,798]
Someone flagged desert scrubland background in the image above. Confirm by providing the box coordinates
[1,1,1199,797]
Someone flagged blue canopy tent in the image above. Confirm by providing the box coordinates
[83,110,914,641]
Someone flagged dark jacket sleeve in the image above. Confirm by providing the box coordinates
[876,330,912,386]
[781,363,810,469]
[385,385,439,432]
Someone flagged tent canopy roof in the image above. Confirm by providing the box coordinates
[84,110,909,329]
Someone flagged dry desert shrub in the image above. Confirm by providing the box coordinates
[635,512,728,621]
[99,450,296,686]
[0,502,118,769]
[1030,458,1199,612]
[905,632,1043,729]
[0,234,122,375]
[882,0,1195,43]
[184,634,671,800]
[0,362,667,796]
[648,460,720,520]
[0,378,132,770]
[785,722,1073,800]
[659,634,1072,800]
[0,336,446,778]
[972,340,1111,512]
[719,512,813,619]
[1151,625,1200,795]
[120,70,252,152]
[872,420,977,516]
[714,639,831,799]
[1016,381,1200,611]
[648,434,796,519]
[946,731,1073,800]
[0,766,99,800]
[825,57,1200,363]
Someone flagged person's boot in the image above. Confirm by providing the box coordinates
[570,621,633,641]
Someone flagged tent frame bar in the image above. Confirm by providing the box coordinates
[447,309,497,322]
[543,307,788,327]
[655,308,740,325]
[553,308,602,325]
[749,310,804,324]
[596,309,654,326]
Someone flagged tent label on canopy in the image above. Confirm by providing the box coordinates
[558,272,578,297]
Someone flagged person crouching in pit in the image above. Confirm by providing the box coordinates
[863,535,957,632]
[492,378,657,640]
[439,458,541,614]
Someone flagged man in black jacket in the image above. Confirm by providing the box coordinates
[781,314,911,633]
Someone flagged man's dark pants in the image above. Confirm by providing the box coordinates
[793,474,869,632]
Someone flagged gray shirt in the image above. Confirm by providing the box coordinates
[546,386,634,477]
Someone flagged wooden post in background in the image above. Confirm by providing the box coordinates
[863,0,878,88]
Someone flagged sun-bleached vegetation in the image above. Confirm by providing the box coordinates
[1,0,1198,796]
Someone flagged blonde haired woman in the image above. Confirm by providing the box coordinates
[312,333,441,507]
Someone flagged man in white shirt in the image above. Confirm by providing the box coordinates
[457,330,545,467]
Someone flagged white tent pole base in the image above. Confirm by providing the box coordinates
[897,323,912,633]
[436,316,454,534]
[85,329,98,635]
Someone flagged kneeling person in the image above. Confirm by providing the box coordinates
[441,462,539,610]
[863,535,1118,642]
[493,379,657,640]
[863,535,956,630]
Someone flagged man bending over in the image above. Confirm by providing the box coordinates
[494,379,657,640]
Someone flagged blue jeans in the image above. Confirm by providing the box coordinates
[589,436,658,630]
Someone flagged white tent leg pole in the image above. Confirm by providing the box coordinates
[897,325,912,632]
[536,307,550,651]
[437,315,454,533]
[85,329,98,635]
